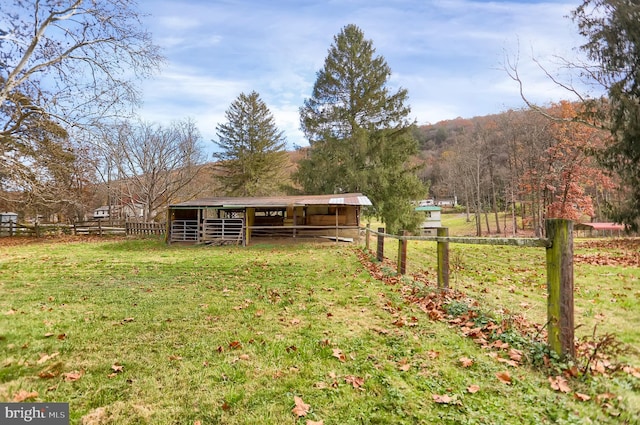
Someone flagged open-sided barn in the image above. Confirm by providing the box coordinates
[166,193,372,245]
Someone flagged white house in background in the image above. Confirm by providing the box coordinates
[416,205,442,235]
[435,195,458,207]
[92,203,145,220]
[93,206,110,219]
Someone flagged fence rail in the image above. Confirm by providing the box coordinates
[364,220,575,358]
[0,220,166,238]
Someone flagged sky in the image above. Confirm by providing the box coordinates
[136,0,595,151]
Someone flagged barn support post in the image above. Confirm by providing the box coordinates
[335,207,339,243]
[545,219,575,358]
[397,230,407,275]
[245,208,255,245]
[437,227,449,290]
[376,227,385,262]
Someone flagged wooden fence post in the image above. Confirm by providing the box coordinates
[376,227,385,262]
[397,230,407,275]
[437,227,449,290]
[365,224,371,251]
[545,219,575,358]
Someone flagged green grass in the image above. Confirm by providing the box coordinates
[0,237,638,424]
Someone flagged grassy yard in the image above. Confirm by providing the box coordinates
[0,236,638,424]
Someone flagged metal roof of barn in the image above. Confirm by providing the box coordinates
[574,222,625,231]
[169,193,372,209]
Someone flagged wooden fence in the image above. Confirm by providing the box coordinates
[365,219,575,358]
[0,221,165,238]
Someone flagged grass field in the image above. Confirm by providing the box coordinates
[1,236,638,424]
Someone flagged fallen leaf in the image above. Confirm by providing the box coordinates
[459,357,474,368]
[432,394,453,404]
[221,402,231,411]
[345,375,365,389]
[290,318,301,325]
[229,341,242,350]
[306,420,324,425]
[496,371,512,385]
[238,354,250,361]
[111,364,124,373]
[398,363,411,372]
[37,352,60,364]
[13,390,39,402]
[5,309,16,315]
[292,396,310,417]
[332,348,346,362]
[467,384,480,393]
[508,349,523,363]
[63,370,84,382]
[122,317,134,323]
[44,332,55,338]
[623,366,640,379]
[548,375,571,393]
[168,355,183,361]
[57,333,67,340]
[194,421,202,425]
[575,393,591,401]
[596,392,616,403]
[427,350,440,359]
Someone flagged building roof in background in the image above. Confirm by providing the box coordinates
[575,222,625,231]
[170,193,373,209]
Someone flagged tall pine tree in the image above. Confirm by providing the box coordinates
[214,91,290,196]
[296,24,426,233]
[572,0,640,231]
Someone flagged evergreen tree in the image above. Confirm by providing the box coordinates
[296,24,426,233]
[572,0,640,230]
[214,91,290,196]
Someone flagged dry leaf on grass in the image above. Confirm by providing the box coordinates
[307,420,324,425]
[63,370,84,382]
[548,375,571,393]
[332,348,346,362]
[344,375,365,389]
[432,394,453,404]
[292,396,310,417]
[575,393,591,401]
[459,357,474,368]
[467,384,480,393]
[13,390,38,402]
[496,371,512,384]
[37,352,60,364]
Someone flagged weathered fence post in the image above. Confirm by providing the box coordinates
[376,227,385,262]
[545,219,575,358]
[365,223,371,252]
[437,227,449,290]
[397,230,407,275]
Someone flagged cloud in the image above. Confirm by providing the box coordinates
[137,0,594,148]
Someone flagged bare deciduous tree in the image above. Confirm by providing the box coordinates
[106,119,206,222]
[0,0,162,218]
